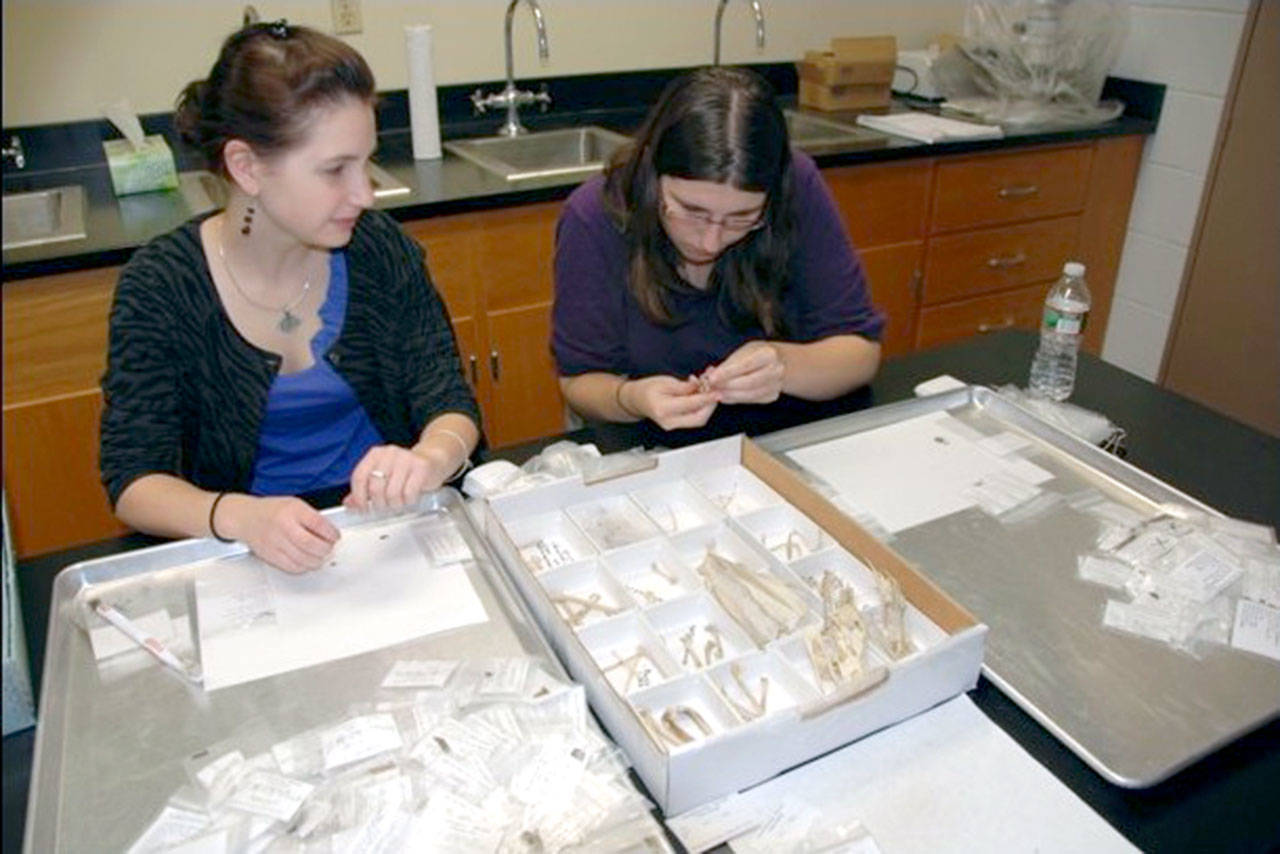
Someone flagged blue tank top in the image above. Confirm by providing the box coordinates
[250,252,383,496]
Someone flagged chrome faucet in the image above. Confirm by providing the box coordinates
[713,0,766,66]
[2,136,25,170]
[470,0,551,137]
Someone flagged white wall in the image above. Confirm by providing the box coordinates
[1102,0,1250,380]
[1,1,963,126]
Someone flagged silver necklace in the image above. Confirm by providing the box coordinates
[217,233,312,333]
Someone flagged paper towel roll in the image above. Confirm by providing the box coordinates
[406,25,442,160]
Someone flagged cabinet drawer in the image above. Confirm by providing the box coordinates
[923,216,1079,304]
[916,283,1048,351]
[931,146,1091,233]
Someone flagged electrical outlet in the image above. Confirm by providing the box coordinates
[331,0,362,35]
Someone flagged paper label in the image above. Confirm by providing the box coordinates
[320,713,403,771]
[476,657,531,696]
[89,609,173,661]
[1231,599,1280,661]
[521,536,580,573]
[126,805,211,854]
[976,431,1034,457]
[192,749,246,797]
[419,523,472,566]
[1077,554,1133,590]
[1165,547,1244,603]
[224,771,314,822]
[381,658,459,689]
[667,793,762,853]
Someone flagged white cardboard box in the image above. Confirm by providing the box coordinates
[481,436,987,814]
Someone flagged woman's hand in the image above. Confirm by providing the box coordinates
[345,444,445,513]
[703,341,785,405]
[625,375,719,430]
[218,494,340,574]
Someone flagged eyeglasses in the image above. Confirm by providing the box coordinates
[661,195,766,233]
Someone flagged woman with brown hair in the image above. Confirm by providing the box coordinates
[100,21,480,573]
[553,67,883,446]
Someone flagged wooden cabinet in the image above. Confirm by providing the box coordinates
[824,138,1142,358]
[2,266,129,557]
[403,201,565,449]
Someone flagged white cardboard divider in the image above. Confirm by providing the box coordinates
[481,436,987,814]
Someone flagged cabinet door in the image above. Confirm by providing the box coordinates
[823,160,930,248]
[403,214,479,323]
[3,265,119,405]
[3,391,129,558]
[915,283,1048,351]
[475,202,560,313]
[859,241,923,358]
[451,316,488,420]
[484,304,565,447]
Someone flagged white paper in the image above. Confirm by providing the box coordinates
[666,793,760,852]
[382,658,460,689]
[89,608,172,660]
[127,804,210,854]
[1231,599,1280,661]
[196,518,487,691]
[320,713,403,770]
[667,696,1136,854]
[976,431,1034,457]
[787,411,1052,534]
[419,522,471,566]
[224,771,314,822]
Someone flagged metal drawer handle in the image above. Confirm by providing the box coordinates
[468,354,479,386]
[978,316,1015,333]
[997,184,1039,199]
[986,252,1027,268]
[490,349,500,382]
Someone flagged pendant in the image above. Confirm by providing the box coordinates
[278,309,301,333]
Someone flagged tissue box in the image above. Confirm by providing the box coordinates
[103,135,179,196]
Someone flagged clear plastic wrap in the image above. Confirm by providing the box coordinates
[933,0,1130,126]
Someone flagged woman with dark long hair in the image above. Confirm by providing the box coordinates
[552,67,884,445]
[100,22,480,573]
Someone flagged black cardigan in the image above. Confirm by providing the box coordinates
[100,209,481,506]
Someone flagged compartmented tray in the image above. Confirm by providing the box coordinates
[24,490,562,853]
[760,386,1280,788]
[480,436,987,814]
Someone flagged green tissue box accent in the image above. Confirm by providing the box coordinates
[103,135,179,196]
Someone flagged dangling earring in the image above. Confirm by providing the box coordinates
[241,202,255,236]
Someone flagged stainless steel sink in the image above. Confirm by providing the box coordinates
[784,110,885,150]
[2,185,87,251]
[178,163,410,216]
[445,126,630,181]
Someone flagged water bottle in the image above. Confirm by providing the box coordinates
[1029,261,1091,401]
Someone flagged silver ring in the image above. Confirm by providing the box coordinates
[370,470,387,479]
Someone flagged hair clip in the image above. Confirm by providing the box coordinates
[678,626,703,669]
[266,19,290,39]
[552,592,621,627]
[662,705,713,743]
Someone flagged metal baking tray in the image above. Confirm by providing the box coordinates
[23,490,562,853]
[759,386,1280,788]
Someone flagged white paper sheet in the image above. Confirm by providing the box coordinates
[787,411,1052,533]
[195,518,487,691]
[669,695,1136,854]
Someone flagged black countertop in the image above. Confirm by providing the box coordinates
[1,67,1161,280]
[5,331,1277,852]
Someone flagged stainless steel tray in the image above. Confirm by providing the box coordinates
[24,490,562,853]
[760,386,1280,788]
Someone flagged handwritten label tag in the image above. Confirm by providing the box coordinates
[381,659,459,689]
[1232,599,1280,661]
[224,771,314,822]
[320,714,403,771]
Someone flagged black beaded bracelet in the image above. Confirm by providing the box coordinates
[208,492,235,543]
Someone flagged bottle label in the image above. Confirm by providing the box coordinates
[1044,307,1087,335]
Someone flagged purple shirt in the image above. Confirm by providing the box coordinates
[552,150,884,382]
